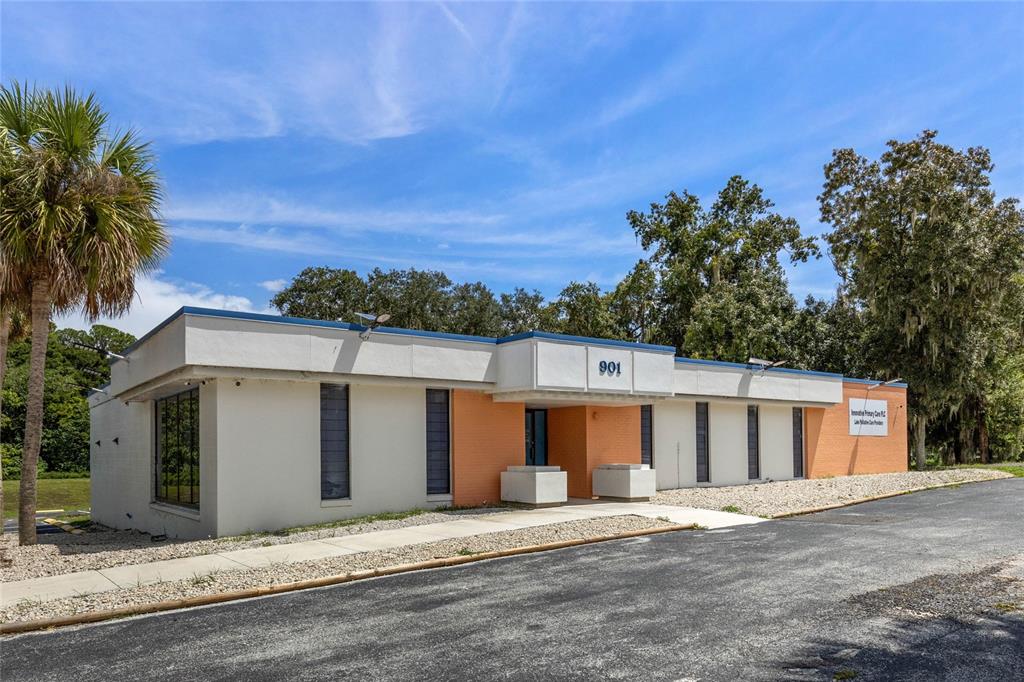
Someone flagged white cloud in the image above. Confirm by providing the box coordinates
[4,3,585,145]
[437,3,475,46]
[54,273,270,337]
[164,197,504,232]
[259,279,288,293]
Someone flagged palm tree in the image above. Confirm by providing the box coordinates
[1,96,33,552]
[0,82,168,545]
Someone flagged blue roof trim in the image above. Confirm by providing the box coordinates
[497,330,676,353]
[190,307,497,345]
[371,326,497,345]
[120,306,187,356]
[673,356,844,379]
[843,377,908,388]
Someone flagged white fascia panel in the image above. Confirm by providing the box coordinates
[186,316,311,372]
[697,367,746,397]
[799,376,843,403]
[586,346,634,393]
[746,374,802,401]
[672,365,701,395]
[535,341,586,390]
[496,340,535,392]
[349,337,415,377]
[412,343,496,382]
[633,352,674,394]
[112,316,187,394]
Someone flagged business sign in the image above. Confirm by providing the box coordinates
[849,398,888,436]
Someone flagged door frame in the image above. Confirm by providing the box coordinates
[525,408,548,466]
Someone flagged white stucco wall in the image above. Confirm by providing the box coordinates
[212,378,443,537]
[760,404,796,481]
[653,400,697,490]
[90,382,218,539]
[708,402,748,485]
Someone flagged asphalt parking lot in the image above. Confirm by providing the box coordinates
[4,478,1023,681]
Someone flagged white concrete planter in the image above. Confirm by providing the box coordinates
[592,464,656,501]
[500,466,567,506]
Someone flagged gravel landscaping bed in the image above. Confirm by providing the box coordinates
[0,507,511,582]
[653,469,1011,518]
[0,514,676,624]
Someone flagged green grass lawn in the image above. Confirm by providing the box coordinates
[955,463,1024,478]
[2,477,91,519]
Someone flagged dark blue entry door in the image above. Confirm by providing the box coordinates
[525,409,548,466]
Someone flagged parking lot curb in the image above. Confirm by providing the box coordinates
[0,522,694,636]
[769,477,1005,519]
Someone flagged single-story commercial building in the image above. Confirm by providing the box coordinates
[90,307,908,539]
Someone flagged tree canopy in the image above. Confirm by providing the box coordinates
[627,175,819,360]
[819,130,1024,467]
[2,324,135,478]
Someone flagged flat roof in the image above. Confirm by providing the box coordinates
[120,306,907,387]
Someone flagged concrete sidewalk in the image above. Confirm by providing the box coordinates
[1,501,762,608]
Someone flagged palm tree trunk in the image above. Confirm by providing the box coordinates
[18,277,50,546]
[0,307,9,400]
[0,308,9,546]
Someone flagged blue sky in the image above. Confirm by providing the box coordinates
[3,1,1022,335]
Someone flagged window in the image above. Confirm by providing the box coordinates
[155,387,200,508]
[747,405,760,480]
[321,384,350,500]
[426,389,451,495]
[640,405,653,466]
[792,407,805,478]
[696,402,710,483]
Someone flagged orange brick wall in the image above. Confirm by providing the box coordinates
[586,405,641,494]
[450,390,525,506]
[450,395,646,503]
[806,383,909,478]
[547,407,589,498]
[548,405,641,498]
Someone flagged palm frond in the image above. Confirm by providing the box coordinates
[0,82,169,321]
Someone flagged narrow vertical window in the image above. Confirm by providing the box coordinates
[696,402,710,483]
[640,405,653,466]
[792,407,804,478]
[426,389,451,495]
[747,405,760,480]
[320,384,350,500]
[154,387,200,508]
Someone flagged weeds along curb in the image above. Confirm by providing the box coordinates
[769,477,1006,519]
[0,523,695,636]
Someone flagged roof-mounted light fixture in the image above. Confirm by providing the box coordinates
[88,387,109,396]
[747,357,787,374]
[353,312,391,340]
[866,378,903,390]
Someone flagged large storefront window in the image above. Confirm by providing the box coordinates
[155,388,200,508]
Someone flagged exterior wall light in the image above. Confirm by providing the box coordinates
[747,357,787,374]
[354,312,392,340]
